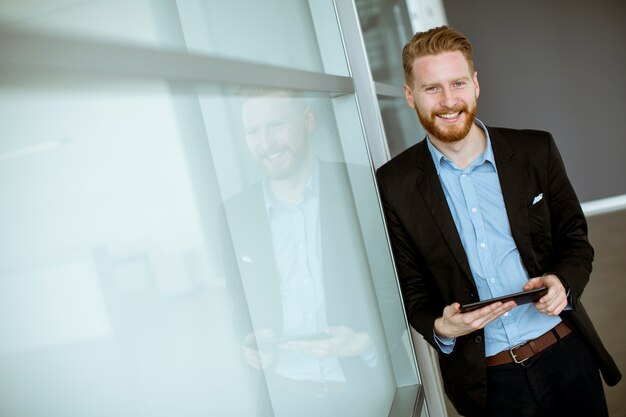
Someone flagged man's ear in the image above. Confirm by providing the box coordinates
[404,84,416,109]
[303,106,316,133]
[473,71,480,100]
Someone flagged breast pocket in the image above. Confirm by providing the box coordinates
[527,196,552,254]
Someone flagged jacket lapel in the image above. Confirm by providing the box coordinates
[488,128,534,272]
[414,141,474,284]
[224,183,283,330]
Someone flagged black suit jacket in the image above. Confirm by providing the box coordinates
[376,126,621,416]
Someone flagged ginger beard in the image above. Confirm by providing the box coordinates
[415,101,477,143]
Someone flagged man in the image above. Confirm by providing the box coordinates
[223,91,388,416]
[376,26,621,417]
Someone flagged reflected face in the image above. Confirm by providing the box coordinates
[242,95,313,180]
[404,51,479,143]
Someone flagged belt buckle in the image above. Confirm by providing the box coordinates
[509,343,528,365]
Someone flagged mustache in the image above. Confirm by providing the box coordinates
[433,104,467,114]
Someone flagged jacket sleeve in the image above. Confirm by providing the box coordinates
[375,169,443,349]
[543,133,594,308]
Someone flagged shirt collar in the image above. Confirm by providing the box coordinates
[425,118,497,175]
[263,158,320,212]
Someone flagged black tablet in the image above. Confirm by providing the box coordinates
[460,287,548,313]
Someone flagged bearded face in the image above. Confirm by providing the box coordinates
[242,95,313,181]
[405,51,480,144]
[415,99,477,143]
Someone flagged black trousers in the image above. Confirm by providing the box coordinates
[484,331,608,417]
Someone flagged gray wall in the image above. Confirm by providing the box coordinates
[442,0,626,202]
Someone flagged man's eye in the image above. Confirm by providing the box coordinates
[425,86,440,93]
[453,81,466,88]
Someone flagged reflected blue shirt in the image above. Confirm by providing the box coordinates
[428,119,561,356]
[263,161,346,381]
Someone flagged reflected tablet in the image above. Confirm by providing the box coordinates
[251,332,330,350]
[460,287,548,313]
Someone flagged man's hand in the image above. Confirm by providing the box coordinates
[524,274,568,316]
[242,329,275,369]
[434,300,516,339]
[279,326,371,358]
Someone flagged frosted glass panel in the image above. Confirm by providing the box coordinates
[0,74,267,416]
[355,0,413,85]
[0,0,348,75]
[379,96,427,157]
[202,90,404,415]
[0,72,416,415]
[0,1,421,416]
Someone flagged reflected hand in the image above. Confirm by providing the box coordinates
[524,274,568,316]
[434,301,516,339]
[243,329,275,369]
[280,326,372,358]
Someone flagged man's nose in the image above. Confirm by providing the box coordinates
[256,128,276,148]
[440,88,457,108]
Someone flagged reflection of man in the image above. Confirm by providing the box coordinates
[376,26,621,417]
[224,91,380,415]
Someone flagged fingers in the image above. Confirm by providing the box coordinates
[442,303,461,320]
[536,291,567,315]
[243,345,275,369]
[243,346,263,369]
[242,329,276,369]
[534,279,567,315]
[438,300,516,338]
[467,301,516,329]
[523,277,542,291]
[525,275,569,316]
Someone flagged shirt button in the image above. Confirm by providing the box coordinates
[471,207,477,213]
[503,312,509,317]
[480,242,486,248]
[461,173,467,178]
[490,278,496,284]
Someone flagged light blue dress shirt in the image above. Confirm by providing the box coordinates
[429,120,561,357]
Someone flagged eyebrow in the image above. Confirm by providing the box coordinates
[419,76,471,89]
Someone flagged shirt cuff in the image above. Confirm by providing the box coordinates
[434,331,456,354]
[564,288,573,311]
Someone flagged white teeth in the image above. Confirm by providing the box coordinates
[439,112,460,119]
[265,151,284,160]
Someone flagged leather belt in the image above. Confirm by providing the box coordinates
[485,322,572,367]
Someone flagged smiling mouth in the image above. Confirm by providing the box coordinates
[437,111,461,120]
[264,150,286,160]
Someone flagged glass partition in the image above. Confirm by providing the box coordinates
[0,71,416,417]
[0,1,422,415]
[205,89,404,416]
[355,0,412,86]
[0,72,264,415]
[378,96,427,158]
[354,0,445,157]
